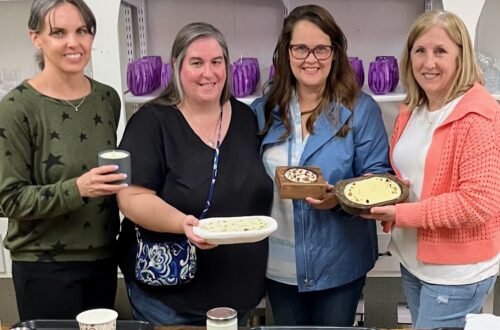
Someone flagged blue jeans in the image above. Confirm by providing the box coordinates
[126,279,249,326]
[266,276,365,326]
[400,264,496,328]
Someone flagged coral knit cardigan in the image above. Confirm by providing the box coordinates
[391,83,500,264]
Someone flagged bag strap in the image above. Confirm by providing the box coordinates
[135,105,224,239]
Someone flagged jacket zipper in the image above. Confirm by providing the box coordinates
[300,201,310,287]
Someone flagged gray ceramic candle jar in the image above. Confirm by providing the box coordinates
[98,150,131,185]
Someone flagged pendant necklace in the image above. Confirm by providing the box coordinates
[207,106,224,148]
[63,96,86,112]
[423,108,440,131]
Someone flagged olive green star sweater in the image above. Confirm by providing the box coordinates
[0,79,121,262]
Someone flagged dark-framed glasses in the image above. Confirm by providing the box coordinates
[289,44,334,61]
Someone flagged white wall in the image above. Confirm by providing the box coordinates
[477,0,500,70]
[0,218,10,276]
[0,0,36,98]
[0,0,31,277]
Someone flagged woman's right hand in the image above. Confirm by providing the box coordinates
[76,165,128,198]
[183,215,218,250]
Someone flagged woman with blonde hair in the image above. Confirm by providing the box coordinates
[362,10,500,328]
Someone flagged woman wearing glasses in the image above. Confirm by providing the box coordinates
[251,4,390,326]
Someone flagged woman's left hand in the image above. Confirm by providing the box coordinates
[359,205,396,222]
[360,205,397,233]
[306,184,338,209]
[182,215,218,250]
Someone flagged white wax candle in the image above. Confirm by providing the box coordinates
[99,150,129,159]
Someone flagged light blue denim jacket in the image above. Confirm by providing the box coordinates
[251,92,391,292]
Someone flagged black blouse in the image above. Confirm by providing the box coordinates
[118,98,273,314]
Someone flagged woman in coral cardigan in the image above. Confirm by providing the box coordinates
[362,10,500,329]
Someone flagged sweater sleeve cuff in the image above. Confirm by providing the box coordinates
[395,202,423,228]
[61,178,84,211]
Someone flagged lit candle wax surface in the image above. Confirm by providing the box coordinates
[99,150,129,159]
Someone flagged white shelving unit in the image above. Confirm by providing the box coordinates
[84,0,499,140]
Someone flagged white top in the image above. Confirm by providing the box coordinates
[262,93,309,285]
[390,96,500,284]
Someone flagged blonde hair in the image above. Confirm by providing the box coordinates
[400,10,483,110]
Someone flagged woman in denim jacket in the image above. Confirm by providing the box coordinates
[250,4,391,327]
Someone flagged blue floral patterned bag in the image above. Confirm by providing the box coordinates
[134,228,197,286]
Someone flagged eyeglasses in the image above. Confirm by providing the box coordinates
[289,44,334,61]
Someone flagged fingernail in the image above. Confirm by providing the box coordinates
[113,165,119,170]
[122,183,128,187]
[122,173,128,178]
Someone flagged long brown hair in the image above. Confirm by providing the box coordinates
[263,4,358,138]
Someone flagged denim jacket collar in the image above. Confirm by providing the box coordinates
[261,100,352,165]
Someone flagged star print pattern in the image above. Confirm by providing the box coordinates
[0,80,122,262]
[41,188,55,200]
[98,198,112,214]
[15,84,28,94]
[43,153,64,172]
[49,131,60,140]
[35,250,56,262]
[93,114,103,126]
[51,241,67,253]
[61,112,71,121]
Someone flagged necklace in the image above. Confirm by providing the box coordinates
[63,96,86,112]
[180,105,223,148]
[423,108,440,131]
[207,107,224,147]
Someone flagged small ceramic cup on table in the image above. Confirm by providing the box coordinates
[76,308,118,330]
[98,149,131,185]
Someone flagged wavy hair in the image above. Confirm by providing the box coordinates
[262,4,358,138]
[400,10,483,110]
